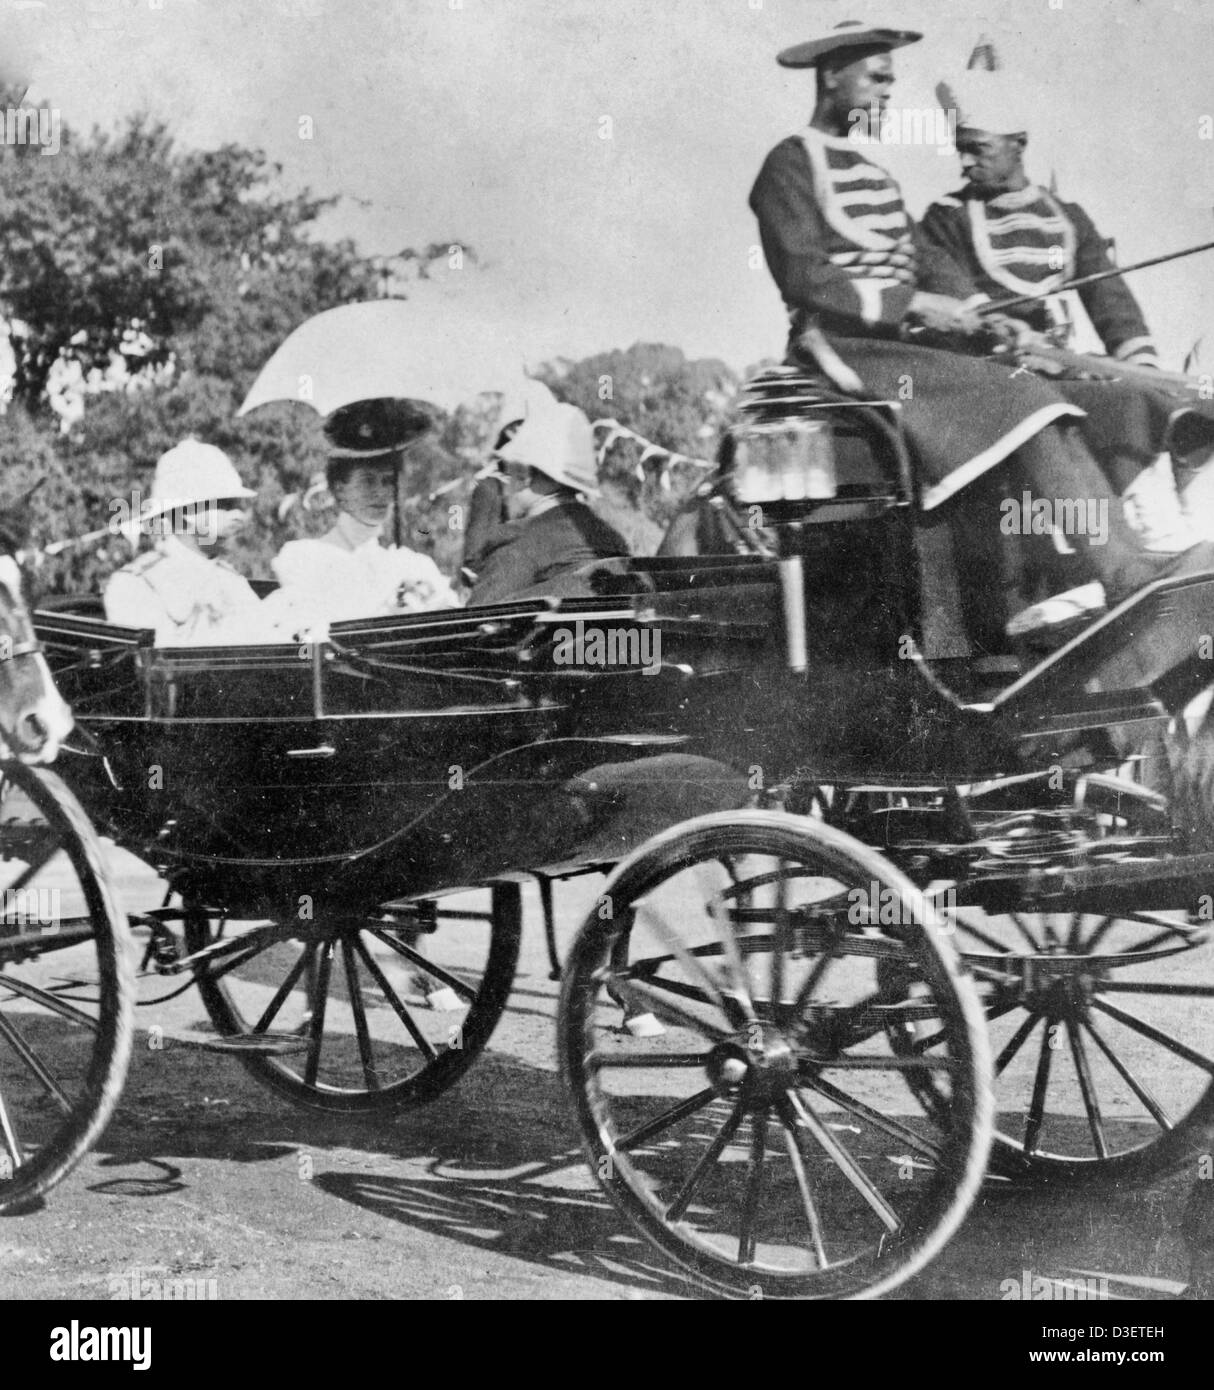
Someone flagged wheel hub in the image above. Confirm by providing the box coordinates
[705,1030,797,1107]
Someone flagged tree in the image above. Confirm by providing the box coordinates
[0,110,477,592]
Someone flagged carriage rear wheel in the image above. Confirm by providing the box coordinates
[0,762,132,1212]
[559,811,993,1300]
[874,772,1214,1185]
[183,884,521,1115]
[884,903,1214,1185]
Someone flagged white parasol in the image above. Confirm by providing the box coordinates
[237,299,531,420]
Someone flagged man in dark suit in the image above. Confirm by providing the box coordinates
[467,398,628,606]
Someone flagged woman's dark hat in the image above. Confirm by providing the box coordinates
[323,398,434,460]
[777,20,921,69]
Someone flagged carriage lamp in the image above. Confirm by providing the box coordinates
[732,420,837,503]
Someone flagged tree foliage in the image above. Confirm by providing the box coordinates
[0,113,739,594]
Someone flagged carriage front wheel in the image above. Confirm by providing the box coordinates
[0,762,133,1212]
[558,811,993,1300]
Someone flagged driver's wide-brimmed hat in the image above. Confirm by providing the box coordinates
[777,20,921,69]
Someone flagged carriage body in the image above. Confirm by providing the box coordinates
[15,370,1214,1297]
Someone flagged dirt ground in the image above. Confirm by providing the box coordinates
[0,851,1205,1303]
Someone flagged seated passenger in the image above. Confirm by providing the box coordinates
[103,440,277,646]
[267,399,458,631]
[466,398,629,606]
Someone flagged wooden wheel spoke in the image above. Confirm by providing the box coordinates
[617,1087,718,1151]
[251,948,313,1034]
[303,944,332,1087]
[1023,1015,1056,1155]
[1097,981,1214,998]
[367,928,476,1001]
[665,1102,745,1222]
[618,973,716,1010]
[949,913,1012,955]
[635,901,728,1015]
[697,861,755,1021]
[995,1010,1041,1077]
[801,1074,943,1162]
[1080,916,1117,952]
[738,1107,769,1265]
[203,945,270,988]
[0,1007,71,1112]
[770,863,788,1016]
[353,938,438,1062]
[788,1089,900,1232]
[1131,929,1204,954]
[791,940,841,1018]
[775,1097,828,1266]
[342,938,379,1091]
[0,973,99,1031]
[0,1084,23,1168]
[1080,1016,1172,1131]
[610,978,731,1044]
[914,993,1020,1057]
[1091,998,1214,1075]
[1010,914,1044,951]
[1065,1018,1107,1159]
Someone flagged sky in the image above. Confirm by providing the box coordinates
[8,0,1214,374]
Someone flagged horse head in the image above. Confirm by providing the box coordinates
[0,550,73,763]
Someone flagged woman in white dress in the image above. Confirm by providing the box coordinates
[267,399,459,634]
[269,399,462,1011]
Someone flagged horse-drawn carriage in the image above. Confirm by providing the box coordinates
[3,364,1214,1299]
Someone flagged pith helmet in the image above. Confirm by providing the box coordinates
[497,399,600,496]
[935,72,1034,136]
[492,377,560,446]
[150,440,256,510]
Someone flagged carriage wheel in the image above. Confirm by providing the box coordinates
[0,762,133,1212]
[877,763,1214,1184]
[183,884,521,1115]
[558,811,993,1300]
[884,903,1214,1184]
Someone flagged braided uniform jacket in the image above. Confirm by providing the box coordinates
[920,185,1158,366]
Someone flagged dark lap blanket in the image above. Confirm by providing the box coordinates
[797,338,1214,509]
[810,339,1084,509]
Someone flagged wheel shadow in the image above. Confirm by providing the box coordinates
[77,1044,706,1297]
[313,1164,704,1300]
